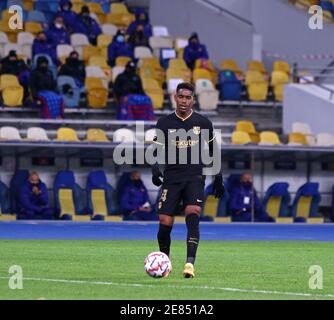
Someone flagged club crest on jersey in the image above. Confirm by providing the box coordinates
[193,126,201,135]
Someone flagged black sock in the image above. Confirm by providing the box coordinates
[186,214,200,265]
[157,224,172,257]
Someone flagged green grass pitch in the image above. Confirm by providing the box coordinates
[0,240,334,300]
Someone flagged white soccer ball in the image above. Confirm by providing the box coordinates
[144,251,172,278]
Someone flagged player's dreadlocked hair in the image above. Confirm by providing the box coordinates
[176,82,195,96]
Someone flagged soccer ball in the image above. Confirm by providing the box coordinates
[144,252,172,278]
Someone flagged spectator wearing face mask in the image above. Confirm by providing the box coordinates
[57,0,77,33]
[107,30,134,67]
[229,173,274,222]
[32,32,58,65]
[58,50,86,87]
[183,32,209,70]
[18,171,53,220]
[113,60,144,101]
[47,15,70,47]
[74,5,102,45]
[128,24,151,50]
[127,11,152,39]
[120,171,158,221]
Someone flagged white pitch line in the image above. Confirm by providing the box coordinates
[0,276,334,298]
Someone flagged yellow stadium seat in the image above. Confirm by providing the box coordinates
[56,128,80,142]
[142,78,164,109]
[193,68,211,83]
[88,55,112,80]
[23,0,34,11]
[236,121,259,143]
[231,131,252,145]
[115,56,132,67]
[82,45,101,63]
[194,60,218,84]
[288,132,308,145]
[106,11,135,29]
[169,58,189,70]
[247,60,268,75]
[203,195,219,219]
[97,34,113,48]
[266,196,282,219]
[247,82,269,101]
[245,70,265,85]
[259,131,281,145]
[273,60,291,75]
[166,67,191,82]
[91,189,108,218]
[110,3,129,14]
[296,196,313,220]
[86,128,110,142]
[59,189,75,218]
[85,77,108,108]
[0,74,24,107]
[87,2,106,24]
[24,22,42,36]
[271,70,290,86]
[220,59,243,76]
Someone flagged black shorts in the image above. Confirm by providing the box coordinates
[157,178,205,216]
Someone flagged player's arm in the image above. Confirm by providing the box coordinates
[205,121,225,198]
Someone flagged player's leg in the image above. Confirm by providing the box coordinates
[182,179,205,278]
[156,183,183,257]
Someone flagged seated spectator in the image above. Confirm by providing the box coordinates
[74,5,102,45]
[47,15,70,48]
[120,171,158,221]
[0,50,27,76]
[113,60,145,101]
[18,171,53,220]
[58,50,86,87]
[57,0,78,33]
[0,50,30,103]
[107,30,134,67]
[183,32,209,70]
[128,24,151,50]
[30,56,64,119]
[229,173,274,222]
[32,32,58,66]
[127,11,152,39]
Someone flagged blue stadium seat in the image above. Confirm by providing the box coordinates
[116,171,132,207]
[53,171,85,220]
[218,70,242,100]
[320,1,334,17]
[10,170,29,215]
[27,10,47,24]
[262,183,291,221]
[86,170,116,220]
[0,180,10,214]
[57,76,81,108]
[290,183,322,223]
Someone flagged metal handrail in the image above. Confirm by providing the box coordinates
[196,0,253,27]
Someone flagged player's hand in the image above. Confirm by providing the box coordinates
[213,174,225,198]
[152,164,163,187]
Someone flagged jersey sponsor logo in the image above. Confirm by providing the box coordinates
[193,126,201,135]
[160,189,168,202]
[196,199,203,203]
[171,139,199,148]
[169,129,177,133]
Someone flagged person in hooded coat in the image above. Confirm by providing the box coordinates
[127,11,152,39]
[47,15,70,48]
[32,31,58,65]
[107,30,134,67]
[56,0,78,33]
[183,32,209,70]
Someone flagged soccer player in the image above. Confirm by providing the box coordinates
[151,82,224,278]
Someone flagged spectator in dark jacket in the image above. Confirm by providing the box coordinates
[18,171,53,220]
[107,30,134,67]
[183,32,209,70]
[113,61,144,101]
[58,50,86,86]
[128,24,151,50]
[57,0,77,33]
[47,15,70,48]
[32,32,58,65]
[0,50,27,76]
[127,11,152,39]
[30,56,57,100]
[120,171,158,221]
[229,173,274,222]
[74,5,102,45]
